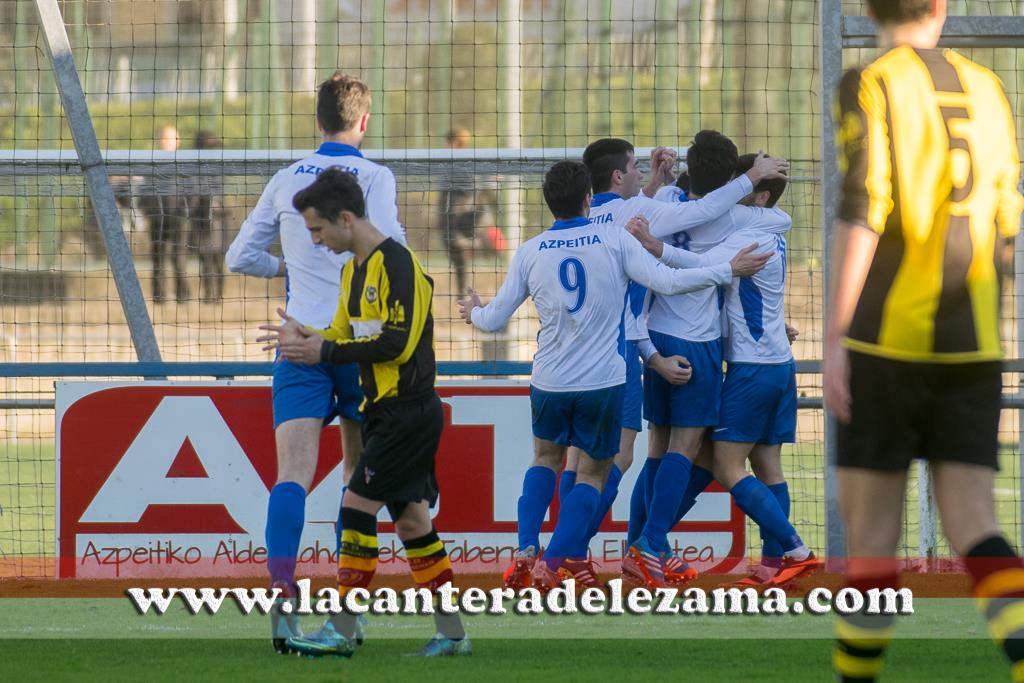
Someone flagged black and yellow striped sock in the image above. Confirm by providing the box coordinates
[404,528,464,639]
[329,507,378,638]
[832,574,897,683]
[965,535,1024,682]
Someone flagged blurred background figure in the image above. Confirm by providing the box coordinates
[188,130,227,302]
[138,125,190,302]
[439,126,503,298]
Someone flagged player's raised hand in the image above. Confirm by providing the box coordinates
[747,152,789,182]
[650,354,692,385]
[729,243,771,277]
[458,288,483,325]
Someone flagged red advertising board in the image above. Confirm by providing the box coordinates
[56,382,745,578]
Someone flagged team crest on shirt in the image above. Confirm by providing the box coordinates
[365,286,378,304]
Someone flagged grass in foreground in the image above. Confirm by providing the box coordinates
[0,637,1009,682]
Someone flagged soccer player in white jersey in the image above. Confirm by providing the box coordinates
[225,72,405,652]
[551,139,788,588]
[632,132,818,589]
[458,161,770,589]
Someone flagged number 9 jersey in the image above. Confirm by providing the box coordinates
[470,216,734,392]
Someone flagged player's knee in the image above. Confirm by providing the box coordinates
[713,462,745,490]
[393,514,431,540]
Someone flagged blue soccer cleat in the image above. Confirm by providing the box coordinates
[354,614,368,646]
[285,620,355,658]
[418,633,473,657]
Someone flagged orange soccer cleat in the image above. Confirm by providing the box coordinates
[662,554,699,585]
[502,546,537,590]
[622,538,668,589]
[767,552,823,587]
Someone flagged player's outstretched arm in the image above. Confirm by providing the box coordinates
[625,216,767,277]
[461,250,529,332]
[621,217,732,295]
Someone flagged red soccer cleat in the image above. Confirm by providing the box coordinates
[559,558,602,589]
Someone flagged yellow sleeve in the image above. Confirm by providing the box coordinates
[995,89,1024,238]
[836,67,895,235]
[313,263,353,342]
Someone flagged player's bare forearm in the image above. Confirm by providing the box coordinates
[823,220,879,423]
[825,220,879,345]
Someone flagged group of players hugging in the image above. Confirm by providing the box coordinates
[237,71,819,658]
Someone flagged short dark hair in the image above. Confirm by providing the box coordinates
[675,171,690,193]
[582,138,634,193]
[686,130,738,197]
[292,168,366,220]
[736,153,787,208]
[316,72,372,135]
[866,0,932,25]
[543,161,591,219]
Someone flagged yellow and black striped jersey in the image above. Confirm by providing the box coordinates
[837,45,1023,363]
[317,238,436,408]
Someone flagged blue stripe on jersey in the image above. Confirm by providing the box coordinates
[591,192,622,208]
[778,235,788,279]
[627,281,648,318]
[739,278,765,341]
[317,142,363,158]
[550,217,593,231]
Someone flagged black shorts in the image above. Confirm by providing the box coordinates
[837,351,1002,471]
[347,392,444,506]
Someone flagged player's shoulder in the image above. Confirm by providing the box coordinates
[944,49,1009,94]
[377,237,418,272]
[653,186,685,204]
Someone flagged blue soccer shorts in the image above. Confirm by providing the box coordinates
[271,355,364,429]
[643,331,723,428]
[530,384,625,460]
[622,340,644,432]
[711,360,797,445]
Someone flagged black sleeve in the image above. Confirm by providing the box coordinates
[836,67,872,227]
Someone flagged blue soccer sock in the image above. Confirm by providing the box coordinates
[517,466,557,552]
[640,452,692,550]
[730,475,801,552]
[544,483,601,570]
[266,481,307,586]
[559,469,577,503]
[626,460,654,547]
[675,464,714,524]
[657,464,715,553]
[761,481,791,568]
[643,457,662,508]
[575,464,623,557]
